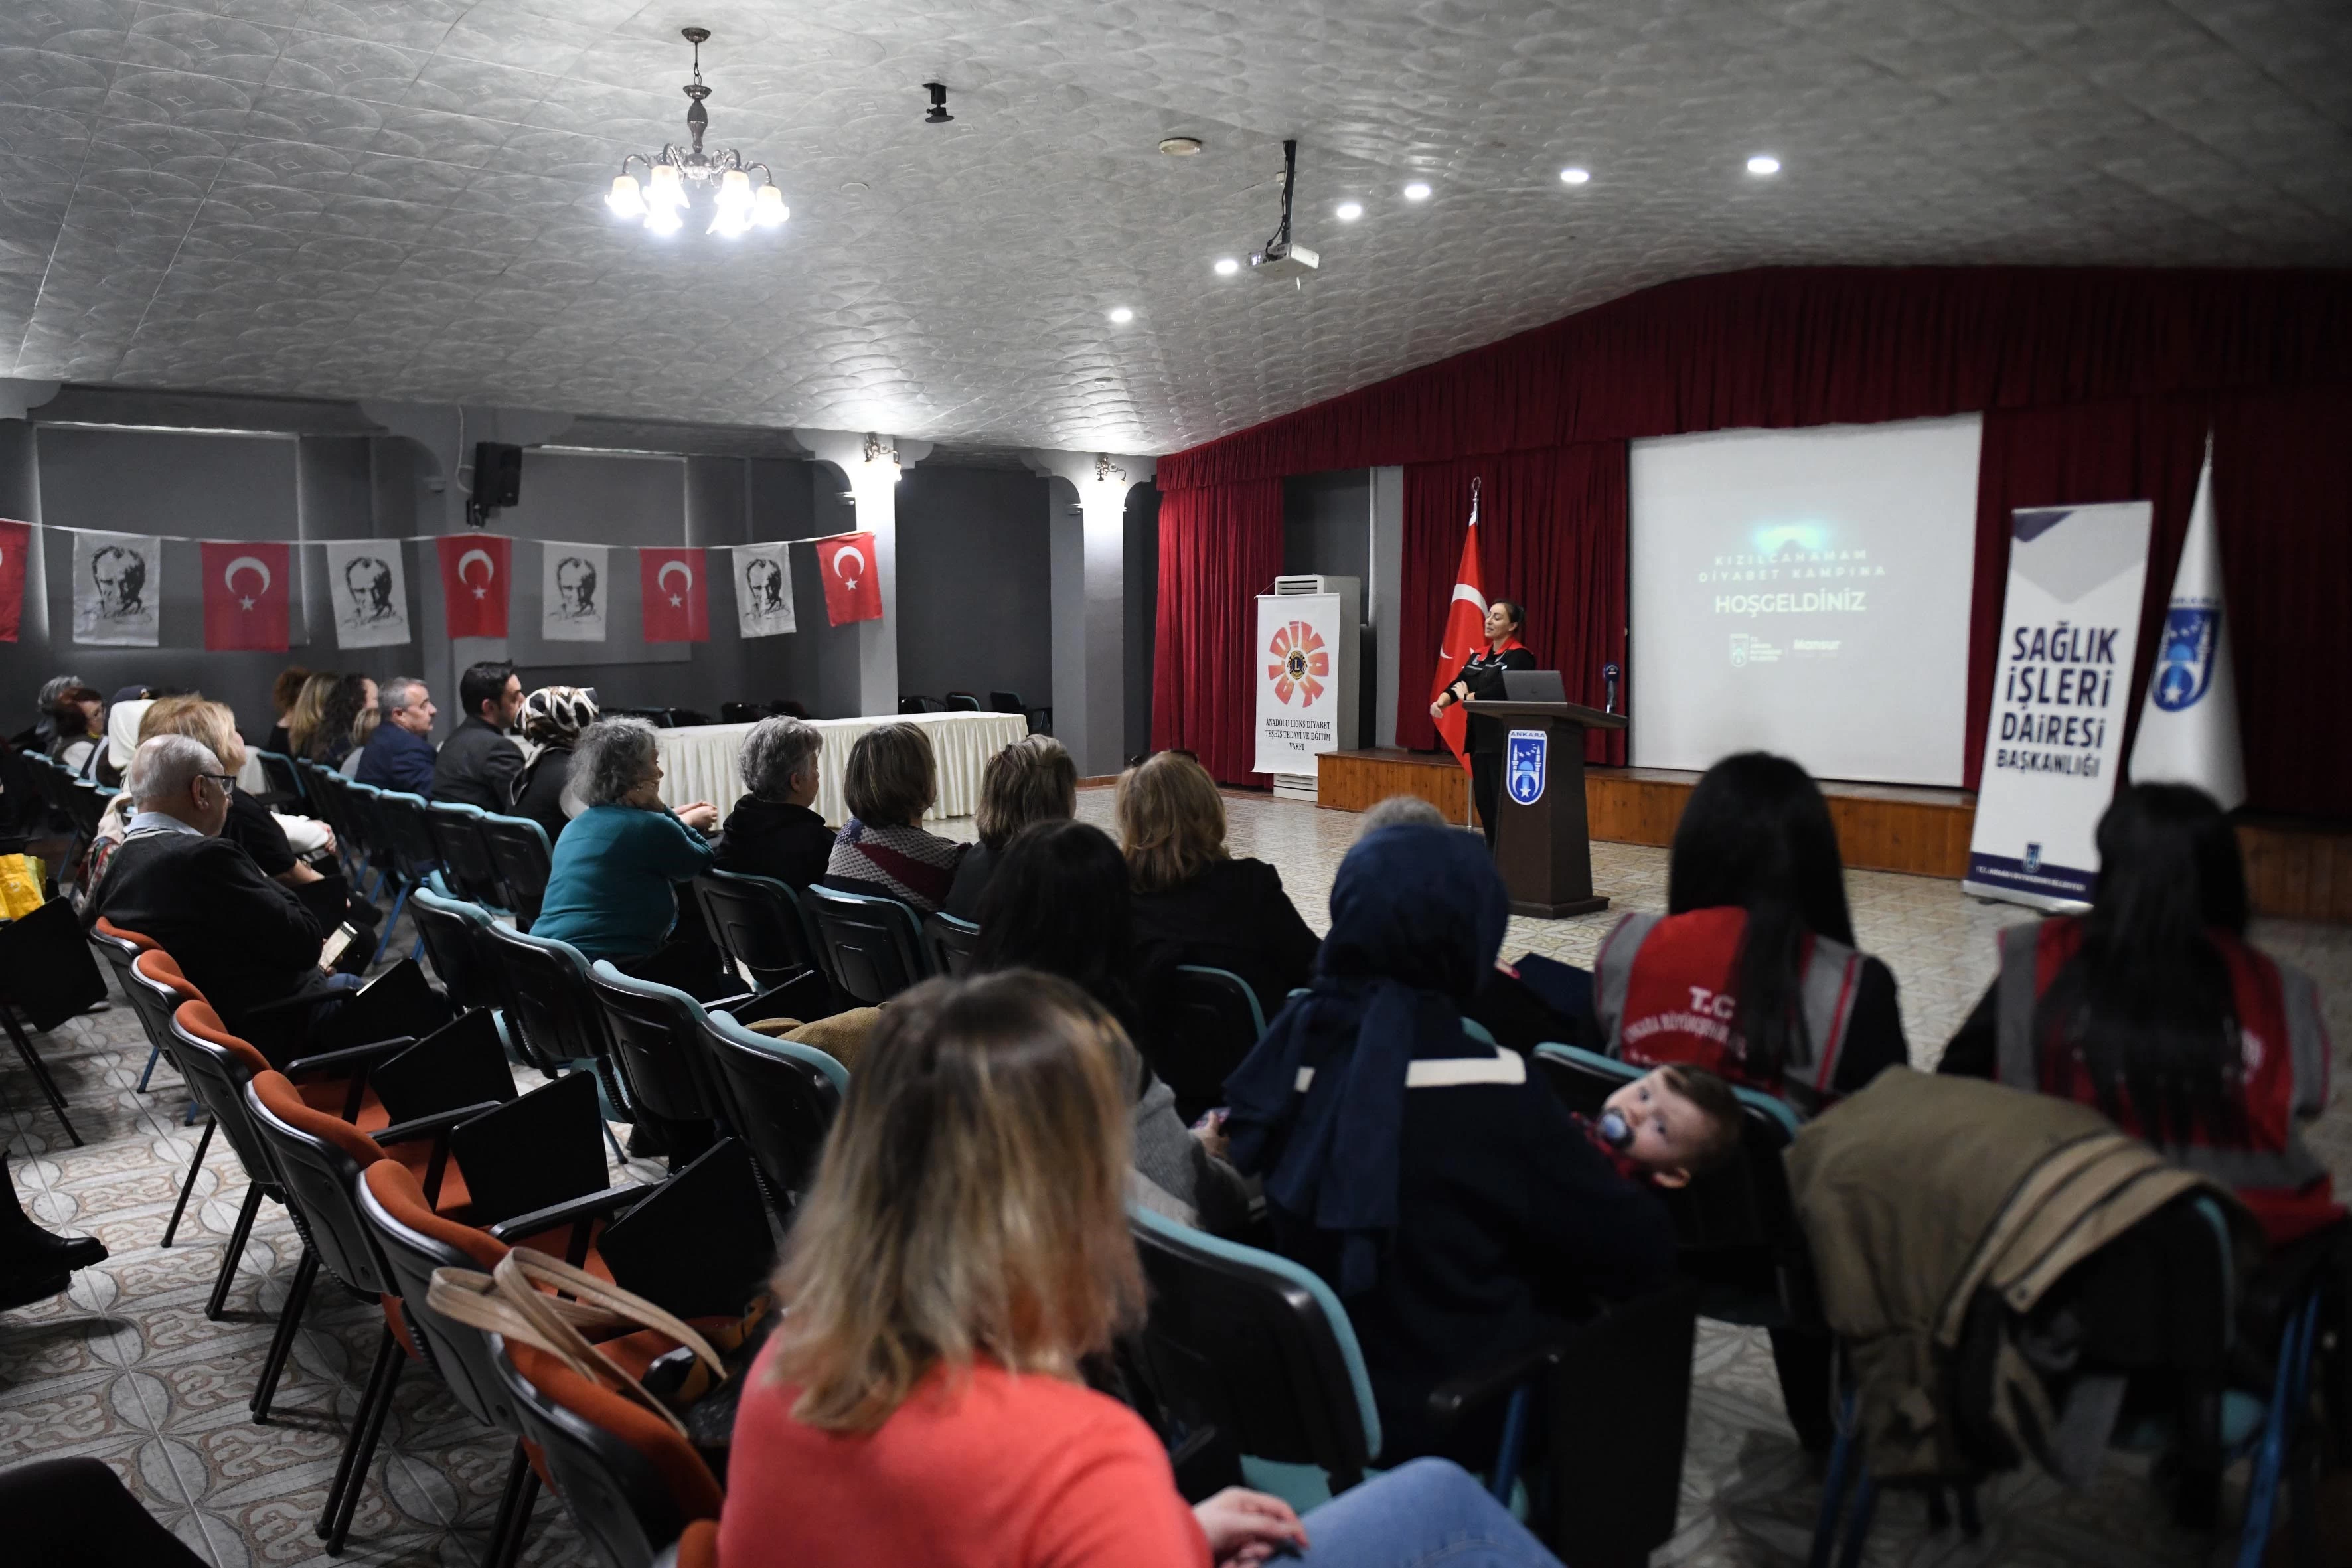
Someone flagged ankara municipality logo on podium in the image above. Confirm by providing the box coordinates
[1506,728,1547,805]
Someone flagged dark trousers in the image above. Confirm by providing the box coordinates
[1470,747,1502,849]
[0,1456,208,1567]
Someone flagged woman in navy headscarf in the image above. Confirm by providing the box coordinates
[1224,824,1675,1463]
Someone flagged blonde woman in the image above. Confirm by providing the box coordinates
[1118,750,1320,1016]
[941,733,1077,919]
[722,971,1567,1568]
[283,670,339,761]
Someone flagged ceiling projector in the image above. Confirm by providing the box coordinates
[1249,240,1320,281]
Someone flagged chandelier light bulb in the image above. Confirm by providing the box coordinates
[603,31,785,240]
[649,163,686,208]
[607,173,646,217]
[645,202,684,236]
[753,183,788,226]
[717,168,752,211]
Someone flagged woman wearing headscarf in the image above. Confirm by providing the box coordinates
[508,685,600,843]
[1224,824,1676,1464]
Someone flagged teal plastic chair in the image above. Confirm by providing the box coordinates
[697,1010,848,1212]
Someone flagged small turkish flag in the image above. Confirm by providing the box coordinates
[0,518,27,643]
[1429,483,1490,769]
[437,534,510,638]
[639,547,709,643]
[819,531,883,627]
[201,540,291,652]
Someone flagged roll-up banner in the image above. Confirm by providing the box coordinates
[1254,591,1344,779]
[1963,501,2152,909]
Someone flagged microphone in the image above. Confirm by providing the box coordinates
[1603,662,1621,715]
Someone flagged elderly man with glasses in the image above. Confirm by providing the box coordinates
[85,735,447,1067]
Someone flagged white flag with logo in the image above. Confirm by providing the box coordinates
[2128,440,2245,811]
[732,542,797,638]
[322,539,414,649]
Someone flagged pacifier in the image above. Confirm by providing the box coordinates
[1595,1109,1633,1150]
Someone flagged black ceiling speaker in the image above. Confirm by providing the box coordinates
[474,441,523,509]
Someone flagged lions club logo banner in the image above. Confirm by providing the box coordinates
[1266,620,1329,706]
[1254,592,1346,777]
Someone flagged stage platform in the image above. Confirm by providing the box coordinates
[1315,749,2350,922]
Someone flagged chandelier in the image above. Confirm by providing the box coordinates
[603,27,787,238]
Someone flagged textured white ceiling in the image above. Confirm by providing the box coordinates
[1,1,2345,456]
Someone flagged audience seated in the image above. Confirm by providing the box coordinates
[24,672,84,752]
[2,1148,106,1310]
[44,682,104,779]
[284,669,339,762]
[823,722,965,914]
[138,696,368,944]
[530,717,723,985]
[340,700,380,779]
[308,673,376,769]
[509,684,600,843]
[354,676,438,795]
[710,714,834,886]
[1939,783,2341,1245]
[261,665,309,757]
[722,970,1567,1568]
[1591,751,1906,1113]
[972,819,1253,1234]
[1120,750,1320,1018]
[432,659,525,811]
[84,736,441,1066]
[1223,823,1677,1464]
[941,734,1077,919]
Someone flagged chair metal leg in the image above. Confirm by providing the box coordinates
[319,1324,402,1546]
[161,1120,214,1248]
[481,1442,536,1568]
[325,1337,404,1554]
[372,881,412,968]
[0,1005,81,1146]
[136,1042,162,1093]
[206,1184,266,1320]
[1833,1476,1879,1568]
[2239,1296,2325,1568]
[1808,1387,1859,1568]
[250,1249,319,1422]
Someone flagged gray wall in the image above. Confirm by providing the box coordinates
[895,463,1052,709]
[1124,483,1160,764]
[1283,469,1377,754]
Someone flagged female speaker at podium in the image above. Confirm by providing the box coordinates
[1429,599,1535,846]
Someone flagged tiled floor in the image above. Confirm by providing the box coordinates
[3,791,2346,1567]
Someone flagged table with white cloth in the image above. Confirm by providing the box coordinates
[654,710,1030,824]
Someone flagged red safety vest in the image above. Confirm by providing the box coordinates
[1593,907,1865,1115]
[1994,917,2339,1246]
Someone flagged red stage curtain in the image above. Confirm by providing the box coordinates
[1159,268,2352,489]
[1151,478,1284,786]
[1397,446,1630,764]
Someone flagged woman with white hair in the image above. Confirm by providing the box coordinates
[712,715,835,888]
[530,717,726,986]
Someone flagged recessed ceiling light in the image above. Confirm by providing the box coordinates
[1402,181,1431,202]
[840,179,870,193]
[1559,166,1589,185]
[1747,154,1780,175]
[1108,306,1134,324]
[1214,257,1239,276]
[1334,200,1362,221]
[1158,136,1202,157]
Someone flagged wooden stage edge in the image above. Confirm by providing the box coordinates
[1315,749,2351,925]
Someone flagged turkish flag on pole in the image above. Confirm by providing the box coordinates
[201,540,292,651]
[1428,480,1490,769]
[818,531,884,627]
[437,534,510,638]
[639,547,710,643]
[0,518,28,643]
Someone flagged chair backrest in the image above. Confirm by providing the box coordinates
[922,911,982,978]
[358,1159,519,1432]
[87,921,148,996]
[943,690,982,711]
[804,885,931,1005]
[478,812,554,927]
[163,993,281,1189]
[253,748,306,806]
[481,921,611,1077]
[492,1337,723,1568]
[588,961,722,1130]
[409,885,505,1014]
[295,760,353,847]
[242,1069,393,1295]
[339,779,396,867]
[115,941,189,1064]
[986,690,1023,713]
[692,871,827,995]
[427,801,507,909]
[1531,1044,1805,1309]
[376,789,445,882]
[696,1011,846,1210]
[1128,1205,1380,1492]
[1150,965,1269,1122]
[60,778,107,838]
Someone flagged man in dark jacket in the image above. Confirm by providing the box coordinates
[432,661,524,811]
[88,736,443,1066]
[355,676,439,797]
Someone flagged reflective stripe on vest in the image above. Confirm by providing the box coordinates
[1593,907,1863,1113]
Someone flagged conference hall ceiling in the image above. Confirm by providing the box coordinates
[0,1,2344,456]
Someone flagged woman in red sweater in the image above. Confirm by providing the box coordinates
[721,971,1569,1568]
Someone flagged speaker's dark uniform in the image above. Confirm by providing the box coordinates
[1446,644,1536,845]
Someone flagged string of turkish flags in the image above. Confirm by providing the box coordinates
[0,521,886,648]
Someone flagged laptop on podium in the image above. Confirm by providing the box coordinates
[1501,669,1568,703]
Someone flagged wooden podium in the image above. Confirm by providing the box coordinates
[1462,700,1628,917]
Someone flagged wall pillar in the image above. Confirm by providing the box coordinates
[1371,465,1403,747]
[793,430,931,718]
[1024,450,1156,778]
